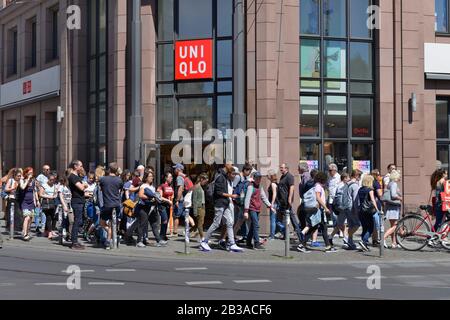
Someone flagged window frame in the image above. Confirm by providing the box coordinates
[436,96,450,171]
[436,0,450,35]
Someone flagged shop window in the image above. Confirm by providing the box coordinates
[351,98,372,138]
[300,96,320,137]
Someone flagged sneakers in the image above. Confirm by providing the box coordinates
[71,243,85,250]
[218,240,229,251]
[236,237,246,244]
[325,246,338,253]
[358,241,370,252]
[156,240,168,247]
[296,244,311,253]
[23,234,31,241]
[200,241,212,252]
[229,244,244,252]
[104,241,111,250]
[310,241,321,247]
[136,242,146,248]
[253,243,266,250]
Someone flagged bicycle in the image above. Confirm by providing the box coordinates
[395,205,450,251]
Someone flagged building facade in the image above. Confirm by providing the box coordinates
[0,0,449,215]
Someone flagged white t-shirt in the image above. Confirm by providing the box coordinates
[42,183,57,197]
[36,174,48,187]
[85,182,97,193]
[315,183,326,206]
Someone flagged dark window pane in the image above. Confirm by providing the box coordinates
[300,39,320,78]
[350,42,372,80]
[157,98,174,140]
[217,95,232,138]
[157,83,174,95]
[99,0,107,54]
[217,40,232,78]
[218,81,232,92]
[90,59,96,91]
[177,82,214,94]
[90,0,97,56]
[352,144,372,174]
[352,98,372,138]
[99,55,106,90]
[300,143,320,170]
[178,98,213,136]
[324,96,347,138]
[217,0,233,37]
[350,0,371,38]
[300,96,320,137]
[325,81,346,93]
[158,0,173,40]
[324,41,346,79]
[437,100,449,139]
[178,0,212,40]
[323,0,346,37]
[350,82,373,94]
[300,0,320,35]
[437,145,449,171]
[436,0,449,33]
[157,44,174,81]
[323,141,348,172]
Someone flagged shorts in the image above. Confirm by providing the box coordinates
[100,207,120,222]
[343,209,361,229]
[22,209,35,218]
[174,201,185,218]
[336,211,347,227]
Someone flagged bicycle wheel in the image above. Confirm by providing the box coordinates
[395,215,431,251]
[439,221,450,250]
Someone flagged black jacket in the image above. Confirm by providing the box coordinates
[213,168,230,209]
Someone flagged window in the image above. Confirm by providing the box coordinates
[26,17,37,70]
[7,28,18,76]
[300,0,375,173]
[156,0,233,142]
[46,7,59,61]
[436,0,449,33]
[88,0,108,165]
[437,97,450,171]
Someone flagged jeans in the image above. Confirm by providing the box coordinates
[204,206,235,245]
[247,211,260,245]
[43,208,57,233]
[270,210,285,237]
[34,208,46,230]
[127,204,149,243]
[373,211,381,234]
[71,203,85,244]
[148,207,161,243]
[434,207,444,231]
[360,211,375,244]
[159,206,169,239]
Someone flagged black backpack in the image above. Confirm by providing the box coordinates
[205,172,220,204]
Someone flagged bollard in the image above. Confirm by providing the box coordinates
[184,209,190,254]
[112,208,117,249]
[57,205,63,245]
[9,202,15,240]
[284,209,291,257]
[379,211,384,258]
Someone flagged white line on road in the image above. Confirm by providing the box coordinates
[186,281,223,285]
[105,269,136,272]
[354,276,387,280]
[233,280,272,284]
[35,283,68,286]
[61,270,95,273]
[176,267,208,271]
[0,283,16,286]
[318,277,347,281]
[88,282,125,286]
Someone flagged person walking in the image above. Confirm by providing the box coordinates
[4,169,21,232]
[18,168,39,241]
[99,163,124,250]
[35,165,51,234]
[267,170,282,240]
[329,173,351,241]
[327,164,341,230]
[383,170,402,248]
[39,173,59,240]
[357,174,381,251]
[191,173,208,241]
[200,164,243,252]
[157,172,174,241]
[371,169,383,246]
[232,163,253,243]
[68,160,89,250]
[244,172,274,250]
[430,169,447,232]
[383,164,396,190]
[172,164,195,236]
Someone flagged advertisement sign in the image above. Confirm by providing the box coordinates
[299,160,319,171]
[175,39,213,81]
[353,160,371,174]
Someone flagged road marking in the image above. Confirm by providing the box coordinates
[35,283,68,286]
[0,283,15,286]
[392,275,424,279]
[186,281,223,285]
[61,270,95,273]
[393,263,436,268]
[354,276,387,280]
[105,269,136,272]
[318,277,347,281]
[88,282,125,286]
[233,279,272,284]
[176,267,208,271]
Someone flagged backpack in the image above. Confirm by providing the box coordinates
[235,179,250,206]
[303,187,318,209]
[360,190,376,214]
[122,199,137,217]
[205,173,220,203]
[183,176,194,194]
[333,182,354,214]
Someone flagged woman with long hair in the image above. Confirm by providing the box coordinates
[39,173,59,239]
[19,167,39,241]
[430,168,447,231]
[4,168,22,232]
[357,174,380,252]
[157,172,174,241]
[383,170,403,248]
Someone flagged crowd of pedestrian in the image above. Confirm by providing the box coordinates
[0,158,442,254]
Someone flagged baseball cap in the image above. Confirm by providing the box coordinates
[233,166,240,174]
[253,171,262,178]
[173,163,184,171]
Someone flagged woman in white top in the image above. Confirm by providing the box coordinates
[4,168,22,231]
[39,173,59,239]
[383,170,403,248]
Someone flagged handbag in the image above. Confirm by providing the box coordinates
[41,198,56,210]
[361,192,376,214]
[308,208,322,227]
[382,188,401,206]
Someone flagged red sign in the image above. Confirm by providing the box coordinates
[23,80,32,95]
[175,39,213,80]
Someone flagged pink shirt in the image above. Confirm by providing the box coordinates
[314,183,326,205]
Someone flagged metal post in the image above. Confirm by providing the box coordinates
[184,209,190,254]
[9,202,14,240]
[128,0,143,168]
[379,211,384,257]
[112,208,117,249]
[284,210,290,257]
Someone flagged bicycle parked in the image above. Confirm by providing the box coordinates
[395,205,450,251]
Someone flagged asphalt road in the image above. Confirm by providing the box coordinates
[1,245,450,300]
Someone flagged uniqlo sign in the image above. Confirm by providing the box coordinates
[175,39,213,80]
[23,80,32,95]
